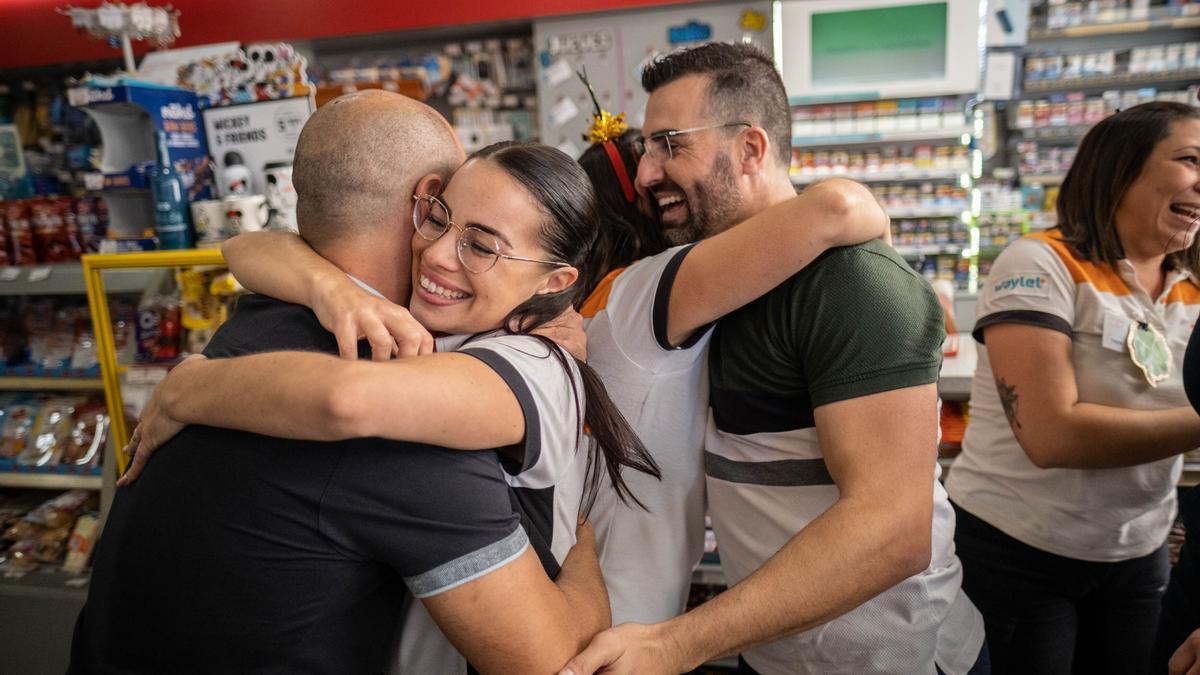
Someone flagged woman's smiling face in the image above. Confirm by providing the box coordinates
[1115,118,1200,258]
[408,158,576,335]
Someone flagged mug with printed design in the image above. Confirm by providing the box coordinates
[223,194,270,236]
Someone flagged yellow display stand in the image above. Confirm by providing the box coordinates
[82,249,225,475]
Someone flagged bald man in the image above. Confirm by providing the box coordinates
[68,92,608,674]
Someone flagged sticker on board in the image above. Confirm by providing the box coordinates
[667,21,712,45]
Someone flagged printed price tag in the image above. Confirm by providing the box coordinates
[27,266,51,283]
[0,268,19,282]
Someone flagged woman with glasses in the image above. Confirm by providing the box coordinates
[124,140,660,568]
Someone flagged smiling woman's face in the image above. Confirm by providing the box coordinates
[408,158,571,335]
[1115,118,1200,257]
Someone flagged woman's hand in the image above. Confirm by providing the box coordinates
[311,273,433,360]
[117,354,206,486]
[532,307,588,361]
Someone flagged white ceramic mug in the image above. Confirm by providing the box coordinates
[223,194,270,235]
[190,199,228,246]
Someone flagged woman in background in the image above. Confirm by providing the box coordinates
[946,101,1200,674]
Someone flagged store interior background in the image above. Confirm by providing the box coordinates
[0,0,1197,672]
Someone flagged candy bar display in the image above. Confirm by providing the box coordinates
[892,218,972,249]
[1024,41,1200,88]
[791,96,968,139]
[1012,87,1197,132]
[0,489,99,577]
[977,213,1030,251]
[791,144,970,182]
[870,183,970,214]
[1015,140,1078,177]
[0,296,133,377]
[0,196,107,264]
[1034,0,1200,30]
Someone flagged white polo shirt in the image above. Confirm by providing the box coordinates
[391,332,587,674]
[581,245,714,625]
[946,230,1200,561]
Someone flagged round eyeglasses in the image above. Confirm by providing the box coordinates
[412,195,571,274]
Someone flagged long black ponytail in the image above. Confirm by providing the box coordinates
[469,141,661,511]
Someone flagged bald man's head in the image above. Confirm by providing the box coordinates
[292,90,464,250]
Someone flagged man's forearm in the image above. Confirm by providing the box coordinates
[556,537,612,649]
[162,351,364,441]
[656,495,932,670]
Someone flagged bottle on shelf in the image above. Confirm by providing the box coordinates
[151,131,194,250]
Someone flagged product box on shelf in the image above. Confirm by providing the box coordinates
[69,82,214,241]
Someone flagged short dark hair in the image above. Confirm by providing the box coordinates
[641,42,791,166]
[468,141,661,510]
[1057,101,1200,276]
[577,128,668,294]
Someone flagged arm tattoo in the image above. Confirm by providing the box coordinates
[995,376,1021,430]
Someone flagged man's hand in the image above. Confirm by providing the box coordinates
[558,622,689,675]
[1170,628,1200,675]
[117,354,207,486]
[532,307,587,361]
[311,273,433,360]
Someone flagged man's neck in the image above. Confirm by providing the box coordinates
[321,243,410,306]
[732,171,798,224]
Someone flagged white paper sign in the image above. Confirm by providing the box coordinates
[983,52,1017,101]
[544,58,574,87]
[548,96,580,128]
[27,266,51,283]
[0,267,19,282]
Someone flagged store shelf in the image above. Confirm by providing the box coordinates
[888,207,970,219]
[1023,69,1200,94]
[1029,15,1200,39]
[1021,173,1066,185]
[0,263,165,296]
[1012,125,1091,142]
[0,567,89,602]
[0,470,103,490]
[791,127,972,148]
[0,376,104,391]
[895,244,967,258]
[693,561,725,586]
[792,168,967,186]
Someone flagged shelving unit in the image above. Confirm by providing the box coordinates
[1024,69,1200,94]
[0,471,103,490]
[0,263,165,297]
[791,127,972,148]
[82,248,227,474]
[792,167,966,186]
[1029,15,1200,40]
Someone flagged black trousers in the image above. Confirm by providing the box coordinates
[953,501,1169,675]
[1153,486,1199,673]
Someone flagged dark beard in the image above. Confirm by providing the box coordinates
[661,154,742,246]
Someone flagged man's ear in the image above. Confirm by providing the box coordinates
[537,266,580,295]
[736,126,772,176]
[413,173,446,199]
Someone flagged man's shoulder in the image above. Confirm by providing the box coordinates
[205,294,338,357]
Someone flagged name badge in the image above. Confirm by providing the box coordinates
[1102,312,1132,352]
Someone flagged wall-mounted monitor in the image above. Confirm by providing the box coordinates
[778,0,982,104]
